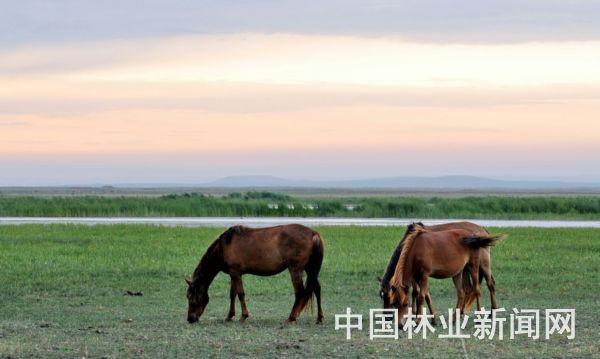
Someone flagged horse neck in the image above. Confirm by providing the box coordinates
[391,227,423,288]
[192,240,223,287]
[382,225,416,287]
[382,243,403,286]
[401,256,415,286]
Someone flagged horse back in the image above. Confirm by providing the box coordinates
[221,224,317,275]
[426,221,488,236]
[413,229,474,277]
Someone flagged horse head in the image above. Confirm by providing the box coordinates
[185,277,209,323]
[388,284,411,325]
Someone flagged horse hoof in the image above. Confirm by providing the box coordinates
[286,318,297,324]
[316,316,324,324]
[430,317,437,326]
[240,314,249,322]
[225,316,234,322]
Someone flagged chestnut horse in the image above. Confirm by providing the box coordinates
[388,226,502,324]
[379,222,498,318]
[185,224,324,324]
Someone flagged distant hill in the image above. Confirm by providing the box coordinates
[202,175,303,187]
[202,175,600,190]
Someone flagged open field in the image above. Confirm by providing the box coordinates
[2,193,600,220]
[0,225,598,358]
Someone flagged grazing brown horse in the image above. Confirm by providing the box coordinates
[185,224,324,324]
[388,226,502,324]
[379,221,498,319]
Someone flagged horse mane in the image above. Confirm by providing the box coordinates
[390,223,427,289]
[219,225,244,244]
[382,222,426,286]
[192,225,246,284]
[192,236,224,284]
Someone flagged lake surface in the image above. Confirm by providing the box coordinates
[1,217,599,228]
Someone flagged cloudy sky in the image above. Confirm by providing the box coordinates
[2,1,600,185]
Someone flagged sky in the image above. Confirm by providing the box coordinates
[2,1,600,185]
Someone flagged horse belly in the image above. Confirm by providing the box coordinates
[245,265,287,276]
[430,252,468,278]
[413,234,470,279]
[225,245,287,275]
[430,269,460,279]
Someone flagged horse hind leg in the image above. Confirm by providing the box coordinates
[452,274,466,313]
[484,271,498,310]
[470,263,482,311]
[452,274,464,310]
[314,277,323,324]
[308,265,323,324]
[226,275,238,321]
[479,249,498,310]
[307,234,324,324]
[286,270,305,323]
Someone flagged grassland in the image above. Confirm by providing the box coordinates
[2,192,600,219]
[0,225,598,358]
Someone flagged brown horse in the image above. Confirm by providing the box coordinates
[185,224,324,324]
[388,226,502,324]
[379,221,498,318]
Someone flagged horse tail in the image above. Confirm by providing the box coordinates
[462,265,475,312]
[462,233,505,248]
[461,233,504,311]
[299,232,324,315]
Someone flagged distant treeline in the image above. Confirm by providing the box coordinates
[0,192,599,219]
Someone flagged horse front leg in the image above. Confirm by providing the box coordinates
[411,285,418,314]
[425,291,436,325]
[417,276,429,318]
[410,284,434,321]
[226,276,238,321]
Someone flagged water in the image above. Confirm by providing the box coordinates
[0,217,599,228]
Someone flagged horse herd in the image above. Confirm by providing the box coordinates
[185,222,503,325]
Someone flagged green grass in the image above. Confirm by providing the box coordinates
[2,192,600,219]
[0,225,598,358]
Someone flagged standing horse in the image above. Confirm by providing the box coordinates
[388,227,502,324]
[379,221,498,318]
[185,224,324,324]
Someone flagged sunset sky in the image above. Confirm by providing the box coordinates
[2,1,600,185]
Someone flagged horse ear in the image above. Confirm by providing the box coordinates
[185,277,192,286]
[376,276,382,283]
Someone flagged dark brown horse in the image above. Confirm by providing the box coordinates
[388,227,502,325]
[379,221,498,318]
[185,224,324,324]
